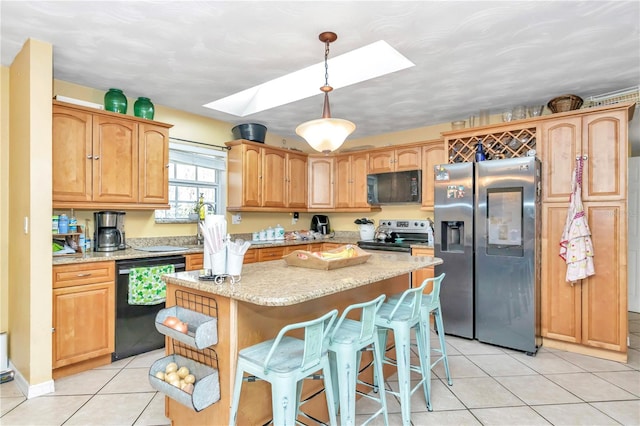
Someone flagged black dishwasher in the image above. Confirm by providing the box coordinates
[113,255,186,361]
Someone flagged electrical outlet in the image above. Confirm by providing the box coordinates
[231,213,242,224]
[292,217,298,225]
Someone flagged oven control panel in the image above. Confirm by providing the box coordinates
[379,219,430,232]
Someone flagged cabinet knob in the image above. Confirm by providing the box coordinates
[86,155,93,159]
[93,155,100,160]
[165,164,170,168]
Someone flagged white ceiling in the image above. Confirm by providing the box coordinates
[2,1,639,151]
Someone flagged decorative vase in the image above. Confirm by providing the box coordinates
[134,97,155,120]
[104,88,127,114]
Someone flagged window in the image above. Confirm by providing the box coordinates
[155,141,226,223]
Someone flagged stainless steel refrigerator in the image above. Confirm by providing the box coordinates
[434,156,541,354]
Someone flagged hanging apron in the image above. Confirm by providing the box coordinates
[559,156,595,284]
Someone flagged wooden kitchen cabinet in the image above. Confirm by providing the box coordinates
[185,253,204,271]
[257,246,286,262]
[226,140,307,211]
[308,155,335,209]
[368,145,421,173]
[538,102,634,362]
[285,151,308,209]
[421,139,446,209]
[52,101,171,210]
[335,152,369,208]
[243,249,258,264]
[411,247,435,290]
[138,122,170,204]
[540,109,627,203]
[52,261,115,378]
[541,202,627,357]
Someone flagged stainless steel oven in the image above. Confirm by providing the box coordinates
[113,255,186,361]
[357,219,433,253]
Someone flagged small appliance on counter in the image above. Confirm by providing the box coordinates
[310,215,331,235]
[94,211,126,252]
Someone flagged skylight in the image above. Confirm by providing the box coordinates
[203,40,414,117]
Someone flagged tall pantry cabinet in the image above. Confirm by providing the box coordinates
[539,104,632,360]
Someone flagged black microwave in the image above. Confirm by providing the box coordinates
[367,170,422,204]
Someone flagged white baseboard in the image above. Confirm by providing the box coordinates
[9,360,55,398]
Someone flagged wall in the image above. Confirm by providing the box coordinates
[8,39,54,394]
[52,81,452,239]
[1,67,8,334]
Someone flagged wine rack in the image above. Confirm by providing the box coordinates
[447,127,536,163]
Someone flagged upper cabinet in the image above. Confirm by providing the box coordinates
[226,140,307,211]
[334,152,369,209]
[368,146,422,173]
[421,139,446,209]
[52,101,172,210]
[540,110,627,203]
[308,155,335,210]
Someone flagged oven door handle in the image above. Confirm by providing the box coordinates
[118,262,186,275]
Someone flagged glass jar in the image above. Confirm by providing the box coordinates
[104,88,128,114]
[133,97,155,120]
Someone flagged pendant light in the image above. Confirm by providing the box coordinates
[295,32,356,154]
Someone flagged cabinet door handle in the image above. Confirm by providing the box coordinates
[94,156,100,160]
[86,155,93,159]
[165,164,170,168]
[576,155,588,160]
[75,273,92,277]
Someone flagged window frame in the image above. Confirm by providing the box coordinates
[154,141,227,224]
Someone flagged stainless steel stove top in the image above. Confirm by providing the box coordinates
[357,219,433,252]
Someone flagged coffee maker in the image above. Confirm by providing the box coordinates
[94,211,126,252]
[310,215,331,235]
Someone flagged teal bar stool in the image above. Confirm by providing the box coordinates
[387,273,452,411]
[374,278,430,426]
[327,295,388,426]
[229,309,339,426]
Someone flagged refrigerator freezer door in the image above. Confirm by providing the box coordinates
[434,162,475,339]
[475,157,541,353]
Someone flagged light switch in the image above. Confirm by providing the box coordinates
[231,213,242,224]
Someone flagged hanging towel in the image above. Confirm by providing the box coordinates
[128,264,175,305]
[559,157,595,283]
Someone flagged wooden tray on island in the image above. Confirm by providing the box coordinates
[282,244,371,270]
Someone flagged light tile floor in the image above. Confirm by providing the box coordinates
[1,312,639,425]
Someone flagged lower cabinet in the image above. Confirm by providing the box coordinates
[257,247,286,262]
[541,202,627,358]
[185,253,204,271]
[52,261,115,377]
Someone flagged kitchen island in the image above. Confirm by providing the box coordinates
[160,251,442,425]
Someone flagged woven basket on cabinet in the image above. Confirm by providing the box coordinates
[547,94,583,113]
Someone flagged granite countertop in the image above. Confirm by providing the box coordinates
[51,235,358,265]
[162,252,443,306]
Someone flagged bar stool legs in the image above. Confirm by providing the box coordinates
[388,273,452,412]
[374,279,430,426]
[229,309,338,426]
[327,295,388,426]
